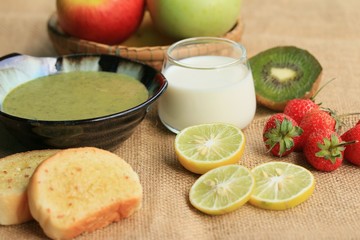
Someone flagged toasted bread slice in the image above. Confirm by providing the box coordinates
[27,147,142,240]
[0,149,59,225]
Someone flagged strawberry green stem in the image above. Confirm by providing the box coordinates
[338,113,360,118]
[311,77,336,101]
[336,140,358,148]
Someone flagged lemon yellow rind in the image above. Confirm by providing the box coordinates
[174,123,246,174]
[249,162,315,211]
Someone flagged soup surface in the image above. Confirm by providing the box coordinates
[2,71,148,121]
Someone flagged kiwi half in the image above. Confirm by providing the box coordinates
[249,46,322,111]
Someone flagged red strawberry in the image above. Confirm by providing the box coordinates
[263,113,303,157]
[283,79,336,124]
[296,108,336,151]
[283,99,319,124]
[304,129,344,171]
[341,124,360,166]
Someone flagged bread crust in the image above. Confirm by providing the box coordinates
[40,197,141,240]
[0,191,31,225]
[27,147,142,240]
[0,149,59,225]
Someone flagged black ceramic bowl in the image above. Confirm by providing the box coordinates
[0,53,167,150]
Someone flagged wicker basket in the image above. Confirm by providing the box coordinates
[47,13,244,71]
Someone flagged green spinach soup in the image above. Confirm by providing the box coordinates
[2,71,149,121]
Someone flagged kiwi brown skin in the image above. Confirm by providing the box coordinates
[256,72,322,111]
[249,46,322,111]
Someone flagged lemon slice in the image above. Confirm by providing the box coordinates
[175,123,246,174]
[189,164,255,215]
[250,161,315,210]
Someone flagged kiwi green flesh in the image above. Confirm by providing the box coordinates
[249,46,322,104]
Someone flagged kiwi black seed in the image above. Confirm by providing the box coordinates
[249,46,322,111]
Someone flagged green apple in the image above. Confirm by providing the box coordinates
[56,0,145,45]
[146,0,242,39]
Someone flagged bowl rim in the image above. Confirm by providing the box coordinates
[0,53,168,125]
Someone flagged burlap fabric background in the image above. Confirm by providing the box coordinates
[1,0,360,239]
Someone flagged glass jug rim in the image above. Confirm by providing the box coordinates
[165,37,248,70]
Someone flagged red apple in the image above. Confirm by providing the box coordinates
[56,0,145,45]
